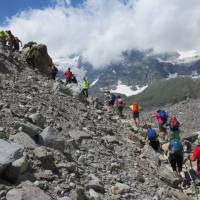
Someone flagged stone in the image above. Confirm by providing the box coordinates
[34,147,56,171]
[0,139,24,174]
[159,166,181,188]
[0,127,6,139]
[89,189,100,199]
[56,162,76,173]
[102,135,119,144]
[10,132,37,149]
[22,43,53,75]
[69,188,90,200]
[69,130,92,142]
[172,191,193,200]
[14,122,42,138]
[3,156,28,181]
[6,181,51,200]
[111,183,130,195]
[35,170,55,181]
[140,144,160,168]
[39,127,65,152]
[29,113,46,128]
[85,180,105,194]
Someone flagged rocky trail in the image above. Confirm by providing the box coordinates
[0,42,199,200]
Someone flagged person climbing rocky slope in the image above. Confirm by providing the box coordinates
[0,42,197,200]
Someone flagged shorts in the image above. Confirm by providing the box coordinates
[133,112,139,119]
[109,101,114,106]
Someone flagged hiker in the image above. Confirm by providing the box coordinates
[5,30,15,50]
[82,77,89,97]
[107,91,116,113]
[132,101,141,127]
[0,30,7,45]
[166,117,181,140]
[189,134,200,176]
[72,74,78,84]
[168,136,185,181]
[145,125,160,151]
[64,68,73,84]
[155,110,168,138]
[13,37,22,51]
[50,64,58,80]
[115,96,124,117]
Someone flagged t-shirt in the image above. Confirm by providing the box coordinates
[191,145,200,176]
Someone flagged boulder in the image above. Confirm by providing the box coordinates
[28,113,46,128]
[172,191,193,200]
[85,180,105,194]
[10,132,37,149]
[111,182,130,195]
[69,130,92,142]
[6,181,51,200]
[14,122,42,138]
[140,144,160,168]
[3,156,28,181]
[22,43,53,75]
[101,135,119,145]
[53,82,72,96]
[0,139,24,174]
[39,127,65,152]
[33,147,56,171]
[159,166,181,188]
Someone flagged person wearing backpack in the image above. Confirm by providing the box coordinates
[115,96,124,117]
[132,101,141,127]
[168,137,185,180]
[189,134,200,176]
[64,68,73,84]
[108,91,116,113]
[166,117,181,140]
[155,110,168,139]
[145,125,160,151]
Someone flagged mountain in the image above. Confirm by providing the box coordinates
[126,77,200,108]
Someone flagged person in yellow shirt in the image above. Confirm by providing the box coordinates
[82,78,90,97]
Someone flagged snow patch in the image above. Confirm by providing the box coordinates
[90,78,99,87]
[177,50,200,63]
[110,81,148,97]
[167,73,178,80]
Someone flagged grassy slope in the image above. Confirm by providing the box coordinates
[126,77,200,108]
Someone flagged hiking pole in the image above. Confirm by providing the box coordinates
[185,161,199,200]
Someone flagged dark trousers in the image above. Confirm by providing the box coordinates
[82,88,88,97]
[149,140,160,151]
[169,153,183,172]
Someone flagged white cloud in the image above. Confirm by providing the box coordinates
[2,0,200,68]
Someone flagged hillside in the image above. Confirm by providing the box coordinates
[126,77,200,108]
[0,42,198,200]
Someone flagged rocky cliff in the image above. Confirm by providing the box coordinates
[0,44,196,200]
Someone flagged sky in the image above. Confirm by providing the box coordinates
[1,0,200,68]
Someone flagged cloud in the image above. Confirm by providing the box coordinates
[1,0,200,68]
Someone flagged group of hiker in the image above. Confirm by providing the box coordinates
[0,30,22,51]
[50,67,90,98]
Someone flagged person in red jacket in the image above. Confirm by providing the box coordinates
[64,68,73,84]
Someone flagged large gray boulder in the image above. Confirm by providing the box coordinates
[10,132,37,149]
[0,139,24,174]
[6,181,51,200]
[28,113,46,128]
[159,165,181,188]
[39,127,65,152]
[14,122,42,138]
[3,156,28,181]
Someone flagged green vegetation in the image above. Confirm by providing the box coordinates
[126,77,200,108]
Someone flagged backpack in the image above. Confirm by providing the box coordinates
[159,110,168,122]
[170,139,183,154]
[147,128,157,140]
[109,93,116,102]
[133,102,139,113]
[117,98,124,107]
[170,117,179,129]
